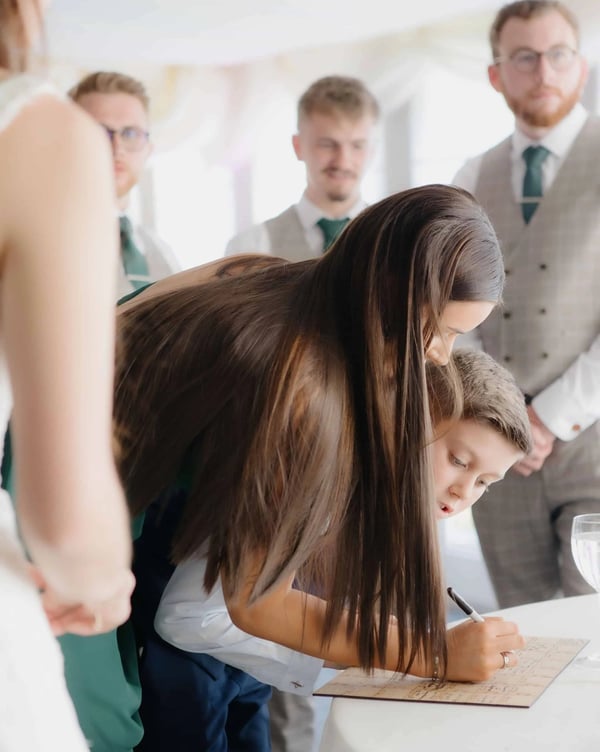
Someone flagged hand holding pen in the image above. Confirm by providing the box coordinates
[444,586,524,680]
[447,586,485,623]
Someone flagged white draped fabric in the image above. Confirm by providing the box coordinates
[45,0,600,165]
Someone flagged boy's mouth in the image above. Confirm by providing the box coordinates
[438,502,454,516]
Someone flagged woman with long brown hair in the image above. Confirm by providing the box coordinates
[0,2,133,749]
[116,185,524,750]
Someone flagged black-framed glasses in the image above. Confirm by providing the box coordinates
[494,45,578,74]
[101,124,149,152]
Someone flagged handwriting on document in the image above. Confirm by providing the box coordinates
[314,637,587,708]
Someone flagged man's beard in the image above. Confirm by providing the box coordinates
[505,86,581,129]
[326,189,352,202]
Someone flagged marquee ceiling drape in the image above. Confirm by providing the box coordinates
[44,1,600,161]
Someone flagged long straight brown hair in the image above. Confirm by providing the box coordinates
[115,184,503,676]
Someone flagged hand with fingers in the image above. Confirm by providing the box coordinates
[512,405,555,476]
[445,616,525,682]
[29,565,135,636]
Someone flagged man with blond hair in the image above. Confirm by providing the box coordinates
[454,1,600,609]
[226,75,380,260]
[70,71,178,297]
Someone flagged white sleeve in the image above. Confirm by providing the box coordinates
[225,223,271,256]
[155,558,324,695]
[532,334,600,441]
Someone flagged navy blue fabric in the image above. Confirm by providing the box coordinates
[133,489,272,751]
[136,638,271,752]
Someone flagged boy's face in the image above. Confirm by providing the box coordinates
[432,418,524,520]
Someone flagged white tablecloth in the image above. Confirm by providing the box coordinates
[319,594,600,751]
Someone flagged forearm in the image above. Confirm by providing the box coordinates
[18,469,132,603]
[226,569,525,683]
[532,337,600,440]
[227,583,425,676]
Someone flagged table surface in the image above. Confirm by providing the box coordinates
[318,594,600,751]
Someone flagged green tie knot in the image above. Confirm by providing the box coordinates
[317,217,350,251]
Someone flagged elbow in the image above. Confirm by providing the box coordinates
[225,596,266,639]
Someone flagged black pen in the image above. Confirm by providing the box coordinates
[447,587,485,623]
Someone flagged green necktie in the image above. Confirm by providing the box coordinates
[522,145,550,223]
[316,217,350,251]
[119,216,151,290]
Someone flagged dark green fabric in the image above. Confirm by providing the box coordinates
[521,145,550,223]
[316,216,349,250]
[119,216,151,291]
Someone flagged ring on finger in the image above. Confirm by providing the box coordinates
[500,651,510,669]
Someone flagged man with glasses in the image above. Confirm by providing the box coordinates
[454,1,600,609]
[70,72,178,297]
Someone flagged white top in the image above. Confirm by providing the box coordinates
[155,555,324,695]
[320,594,600,752]
[225,194,367,257]
[454,104,600,441]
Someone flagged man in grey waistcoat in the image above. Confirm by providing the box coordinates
[454,0,600,608]
[70,71,179,298]
[226,75,379,261]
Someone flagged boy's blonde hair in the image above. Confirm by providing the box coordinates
[427,349,532,454]
[68,71,150,112]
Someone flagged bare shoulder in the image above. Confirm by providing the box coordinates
[0,93,113,248]
[1,93,111,191]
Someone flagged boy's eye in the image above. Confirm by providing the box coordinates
[451,454,467,468]
[477,478,490,492]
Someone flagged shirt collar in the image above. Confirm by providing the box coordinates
[512,103,588,161]
[296,193,367,233]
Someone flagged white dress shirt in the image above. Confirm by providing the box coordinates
[453,104,600,441]
[155,556,324,696]
[225,194,367,256]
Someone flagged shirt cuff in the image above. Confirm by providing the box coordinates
[532,383,595,441]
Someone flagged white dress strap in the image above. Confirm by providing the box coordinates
[0,73,60,133]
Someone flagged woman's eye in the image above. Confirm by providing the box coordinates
[477,479,490,491]
[451,455,467,468]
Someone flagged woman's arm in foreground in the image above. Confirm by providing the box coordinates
[0,95,133,623]
[225,563,524,682]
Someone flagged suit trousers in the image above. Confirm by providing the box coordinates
[269,689,315,752]
[472,468,599,608]
[136,638,272,752]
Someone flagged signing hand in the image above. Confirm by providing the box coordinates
[446,616,525,682]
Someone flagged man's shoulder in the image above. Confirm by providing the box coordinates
[225,204,300,256]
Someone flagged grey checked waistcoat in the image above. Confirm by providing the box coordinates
[264,206,315,262]
[475,117,600,396]
[473,117,600,499]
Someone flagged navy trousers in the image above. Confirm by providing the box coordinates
[133,489,272,751]
[136,638,271,752]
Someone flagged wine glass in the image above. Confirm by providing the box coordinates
[571,514,600,668]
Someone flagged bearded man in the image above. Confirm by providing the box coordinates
[454,1,600,608]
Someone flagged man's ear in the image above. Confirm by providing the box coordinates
[488,63,503,93]
[291,133,302,161]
